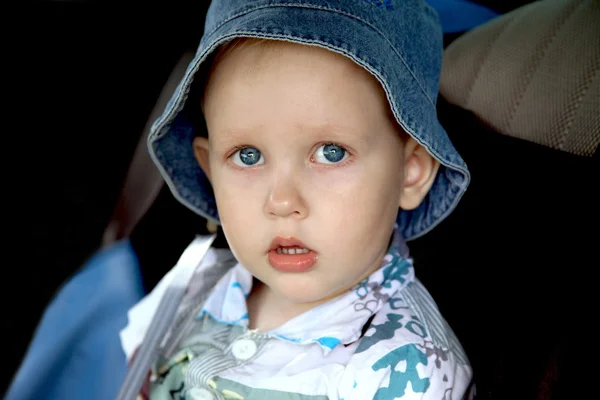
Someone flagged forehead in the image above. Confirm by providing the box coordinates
[202,39,396,137]
[208,39,374,82]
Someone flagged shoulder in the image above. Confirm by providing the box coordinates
[340,280,473,399]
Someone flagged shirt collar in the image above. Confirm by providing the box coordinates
[199,227,415,354]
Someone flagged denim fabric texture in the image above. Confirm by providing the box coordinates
[148,0,470,241]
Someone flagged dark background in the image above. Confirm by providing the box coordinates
[7,2,210,393]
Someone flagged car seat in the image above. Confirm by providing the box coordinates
[4,50,196,400]
[410,0,599,398]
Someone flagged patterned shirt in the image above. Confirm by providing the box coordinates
[142,230,472,400]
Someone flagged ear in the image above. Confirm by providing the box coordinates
[399,137,440,210]
[193,137,212,182]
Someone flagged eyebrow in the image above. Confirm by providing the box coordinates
[302,122,374,149]
[210,122,372,147]
[314,122,369,139]
[208,126,263,150]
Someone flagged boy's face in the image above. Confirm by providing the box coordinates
[196,41,433,306]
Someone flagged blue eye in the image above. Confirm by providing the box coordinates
[232,147,264,167]
[314,144,348,164]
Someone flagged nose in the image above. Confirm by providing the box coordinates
[264,174,308,220]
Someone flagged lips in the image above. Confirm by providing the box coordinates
[268,237,311,251]
[267,236,318,273]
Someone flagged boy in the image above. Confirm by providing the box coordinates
[124,0,473,399]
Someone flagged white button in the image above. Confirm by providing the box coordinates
[231,338,257,360]
[188,387,215,400]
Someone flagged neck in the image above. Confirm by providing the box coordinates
[246,281,327,332]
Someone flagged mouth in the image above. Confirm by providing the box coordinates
[268,237,312,253]
[267,237,318,273]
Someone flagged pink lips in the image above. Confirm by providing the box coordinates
[267,237,318,273]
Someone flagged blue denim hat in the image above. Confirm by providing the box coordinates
[148,0,470,241]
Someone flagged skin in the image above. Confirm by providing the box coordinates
[194,40,439,332]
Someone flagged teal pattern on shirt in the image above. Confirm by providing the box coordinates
[372,344,430,399]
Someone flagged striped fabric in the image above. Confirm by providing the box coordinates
[135,228,472,399]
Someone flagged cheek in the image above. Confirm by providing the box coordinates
[211,164,263,213]
[210,169,268,252]
[314,158,403,213]
[307,164,403,245]
[214,182,261,229]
